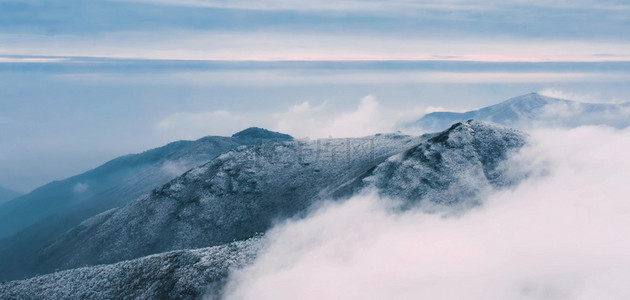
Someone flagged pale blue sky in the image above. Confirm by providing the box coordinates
[1,0,630,192]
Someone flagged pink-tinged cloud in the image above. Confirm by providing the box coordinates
[2,32,630,62]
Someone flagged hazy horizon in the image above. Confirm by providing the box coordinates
[2,0,630,191]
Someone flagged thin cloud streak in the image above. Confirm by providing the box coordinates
[115,0,630,11]
[2,32,630,62]
[56,70,630,86]
[0,56,68,63]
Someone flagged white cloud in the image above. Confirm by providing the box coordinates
[323,95,385,137]
[153,91,629,142]
[539,88,601,103]
[222,126,630,300]
[3,32,630,62]
[528,97,630,129]
[160,160,193,177]
[539,88,630,104]
[272,95,424,138]
[271,95,385,138]
[0,56,67,63]
[155,95,425,140]
[58,71,630,86]
[423,105,470,114]
[537,101,584,121]
[424,105,448,114]
[72,183,89,194]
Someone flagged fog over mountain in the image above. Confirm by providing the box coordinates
[223,125,630,300]
[2,119,629,299]
[1,92,628,300]
[411,92,630,132]
[1,121,529,297]
[2,0,629,297]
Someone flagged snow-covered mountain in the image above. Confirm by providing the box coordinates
[0,236,263,300]
[0,128,292,281]
[412,92,630,132]
[1,121,527,288]
[17,133,423,281]
[367,121,525,208]
[0,186,20,206]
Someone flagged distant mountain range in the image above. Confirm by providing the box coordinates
[1,121,527,296]
[411,92,630,132]
[0,128,292,281]
[0,186,21,206]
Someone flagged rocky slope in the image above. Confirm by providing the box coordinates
[367,121,525,209]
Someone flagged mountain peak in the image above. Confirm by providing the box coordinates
[231,127,293,142]
[502,92,551,103]
[367,120,526,207]
[428,120,518,144]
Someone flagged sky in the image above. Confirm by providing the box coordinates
[2,0,630,192]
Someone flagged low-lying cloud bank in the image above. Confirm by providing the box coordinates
[156,95,425,140]
[220,126,630,300]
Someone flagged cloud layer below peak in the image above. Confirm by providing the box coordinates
[221,126,630,300]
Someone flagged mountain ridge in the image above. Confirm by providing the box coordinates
[0,121,529,297]
[20,132,421,281]
[0,127,292,281]
[412,92,630,131]
[3,121,527,283]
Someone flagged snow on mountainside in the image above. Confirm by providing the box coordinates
[0,121,528,299]
[412,92,630,132]
[23,133,423,280]
[0,236,263,300]
[231,127,293,144]
[0,128,292,282]
[367,121,525,208]
[0,186,20,206]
